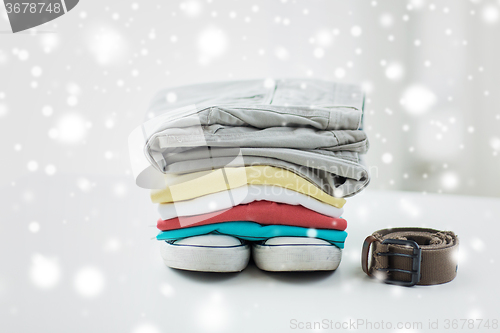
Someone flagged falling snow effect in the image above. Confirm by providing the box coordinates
[0,103,8,117]
[74,267,105,298]
[315,30,333,47]
[77,178,92,192]
[30,254,62,289]
[27,160,39,172]
[0,1,499,331]
[55,113,88,144]
[159,283,175,297]
[441,171,460,190]
[482,5,499,24]
[132,324,161,333]
[379,13,394,27]
[274,46,289,60]
[401,85,437,115]
[86,25,129,66]
[41,105,53,117]
[28,221,40,233]
[180,0,203,18]
[198,26,227,63]
[196,293,231,331]
[39,34,60,53]
[385,62,404,81]
[350,25,362,37]
[381,153,393,164]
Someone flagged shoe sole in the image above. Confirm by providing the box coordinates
[159,241,250,272]
[252,243,342,272]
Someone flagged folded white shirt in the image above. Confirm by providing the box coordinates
[157,184,344,220]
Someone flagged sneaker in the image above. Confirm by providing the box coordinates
[159,234,250,272]
[252,237,342,272]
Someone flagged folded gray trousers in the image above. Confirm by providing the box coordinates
[132,79,370,197]
[161,147,368,197]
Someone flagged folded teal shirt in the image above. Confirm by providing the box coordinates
[156,221,347,249]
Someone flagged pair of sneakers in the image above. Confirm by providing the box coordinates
[160,234,342,272]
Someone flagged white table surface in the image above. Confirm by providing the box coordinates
[1,174,499,333]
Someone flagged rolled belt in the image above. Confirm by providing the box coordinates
[362,228,459,286]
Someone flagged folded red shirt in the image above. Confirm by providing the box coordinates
[157,200,347,231]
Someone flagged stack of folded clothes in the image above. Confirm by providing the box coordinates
[129,79,369,272]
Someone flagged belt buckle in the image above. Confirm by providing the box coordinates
[377,239,422,286]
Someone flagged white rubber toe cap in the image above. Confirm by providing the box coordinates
[161,235,250,273]
[173,234,244,247]
[252,237,342,272]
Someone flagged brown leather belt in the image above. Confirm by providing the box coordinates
[362,228,459,286]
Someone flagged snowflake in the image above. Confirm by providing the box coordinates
[74,267,105,298]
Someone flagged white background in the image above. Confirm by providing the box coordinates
[0,0,499,196]
[1,1,500,332]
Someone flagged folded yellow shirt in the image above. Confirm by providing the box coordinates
[150,165,346,208]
